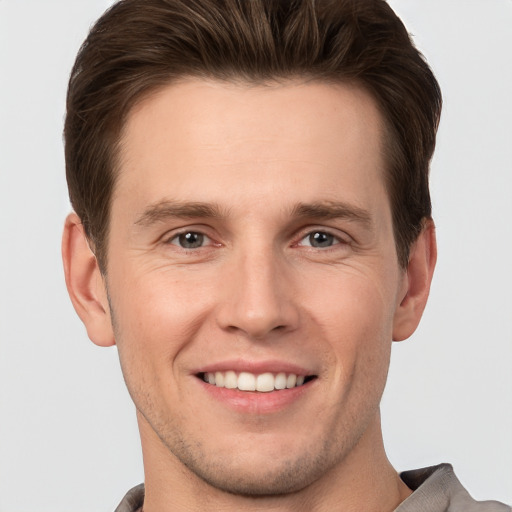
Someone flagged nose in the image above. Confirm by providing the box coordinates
[216,245,299,340]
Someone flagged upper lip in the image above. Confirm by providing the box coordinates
[192,359,316,377]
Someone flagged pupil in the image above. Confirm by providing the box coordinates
[310,232,333,248]
[179,232,203,248]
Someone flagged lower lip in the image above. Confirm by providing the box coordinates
[196,378,314,414]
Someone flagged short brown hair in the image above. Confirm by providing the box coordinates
[65,0,442,271]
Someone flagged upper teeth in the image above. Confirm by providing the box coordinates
[203,371,306,392]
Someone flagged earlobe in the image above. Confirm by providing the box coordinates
[392,219,437,341]
[62,213,115,347]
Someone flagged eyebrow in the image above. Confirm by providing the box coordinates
[291,201,373,227]
[134,199,373,228]
[134,200,227,227]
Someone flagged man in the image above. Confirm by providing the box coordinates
[61,0,510,511]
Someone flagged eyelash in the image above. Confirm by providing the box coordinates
[294,225,353,253]
[165,230,216,250]
[296,230,348,249]
[164,227,350,251]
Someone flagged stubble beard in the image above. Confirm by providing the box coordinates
[162,430,333,496]
[136,399,375,498]
[108,291,386,498]
[107,302,361,497]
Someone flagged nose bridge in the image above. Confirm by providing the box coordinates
[217,239,298,339]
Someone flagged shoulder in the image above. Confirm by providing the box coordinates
[114,483,145,512]
[396,464,511,512]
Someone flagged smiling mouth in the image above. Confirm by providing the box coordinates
[198,371,316,392]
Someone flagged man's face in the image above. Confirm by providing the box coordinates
[105,79,408,494]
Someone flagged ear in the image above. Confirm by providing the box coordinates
[392,219,437,341]
[62,213,115,347]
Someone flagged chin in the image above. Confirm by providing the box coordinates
[154,421,354,498]
[178,446,336,497]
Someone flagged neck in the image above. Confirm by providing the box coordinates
[138,411,412,512]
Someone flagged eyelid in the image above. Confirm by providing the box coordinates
[294,226,351,246]
[161,226,218,247]
[169,232,211,247]
[158,224,351,249]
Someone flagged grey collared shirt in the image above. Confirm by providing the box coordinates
[114,464,511,512]
[396,464,510,511]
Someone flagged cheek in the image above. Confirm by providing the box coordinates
[111,262,214,337]
[107,270,213,391]
[308,266,397,339]
[304,267,397,381]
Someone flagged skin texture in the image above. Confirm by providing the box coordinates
[63,79,436,511]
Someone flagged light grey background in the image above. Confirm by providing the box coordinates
[0,1,511,511]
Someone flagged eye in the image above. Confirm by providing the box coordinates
[169,231,209,249]
[299,231,342,248]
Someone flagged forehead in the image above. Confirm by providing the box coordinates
[115,79,387,215]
